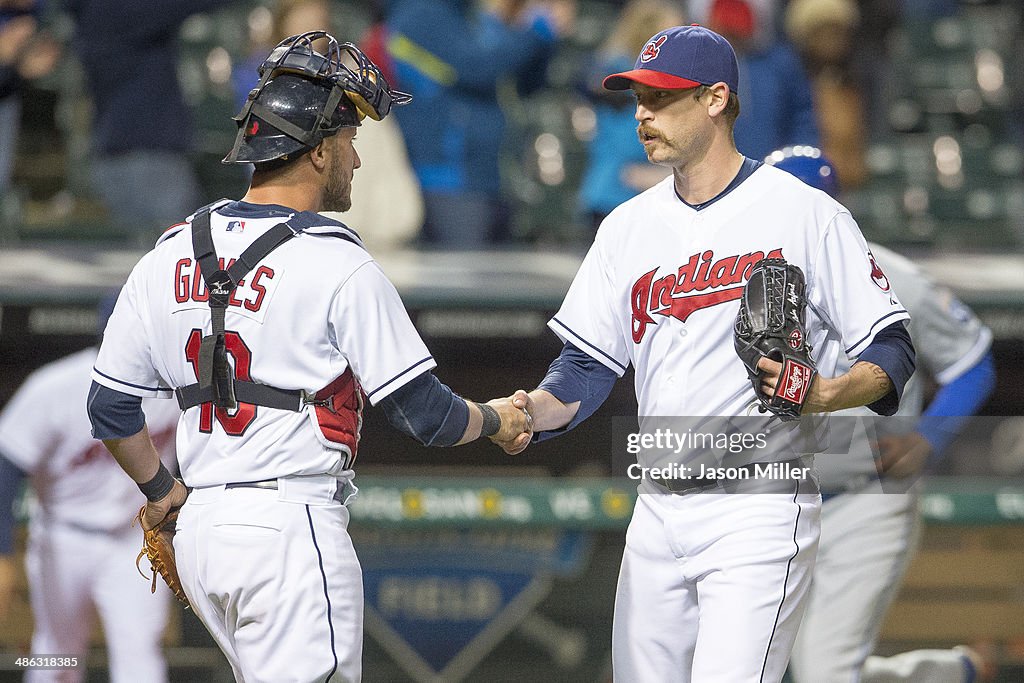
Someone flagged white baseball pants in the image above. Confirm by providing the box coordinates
[612,480,821,682]
[175,479,362,683]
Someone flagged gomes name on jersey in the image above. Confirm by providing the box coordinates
[174,257,275,312]
[631,247,783,343]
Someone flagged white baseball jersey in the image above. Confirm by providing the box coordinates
[551,164,909,420]
[0,347,179,534]
[92,201,435,488]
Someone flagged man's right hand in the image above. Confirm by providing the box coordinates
[486,390,535,455]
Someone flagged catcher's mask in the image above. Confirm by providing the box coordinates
[223,31,412,166]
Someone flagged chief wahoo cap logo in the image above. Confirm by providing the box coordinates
[640,35,668,63]
[867,250,890,291]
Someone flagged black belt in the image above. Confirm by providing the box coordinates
[225,480,280,491]
[651,473,739,494]
[224,479,346,503]
[650,459,809,495]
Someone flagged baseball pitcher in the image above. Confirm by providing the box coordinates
[490,26,916,682]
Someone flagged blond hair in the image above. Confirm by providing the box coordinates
[604,0,686,56]
[784,0,859,48]
[272,0,332,43]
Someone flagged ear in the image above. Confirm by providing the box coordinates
[309,139,329,171]
[706,82,730,118]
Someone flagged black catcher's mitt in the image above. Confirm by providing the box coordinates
[734,258,817,420]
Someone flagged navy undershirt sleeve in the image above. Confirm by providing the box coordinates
[534,342,618,442]
[0,453,27,555]
[87,381,145,440]
[378,372,469,447]
[857,321,916,416]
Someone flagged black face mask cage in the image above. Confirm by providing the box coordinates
[224,31,412,164]
[260,31,411,122]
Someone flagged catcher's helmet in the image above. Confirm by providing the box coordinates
[224,31,412,166]
[764,146,840,199]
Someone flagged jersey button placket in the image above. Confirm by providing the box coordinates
[673,319,693,393]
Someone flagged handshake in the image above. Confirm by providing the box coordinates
[479,390,537,456]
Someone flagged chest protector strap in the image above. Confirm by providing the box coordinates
[175,209,302,412]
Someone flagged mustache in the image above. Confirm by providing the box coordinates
[637,126,661,140]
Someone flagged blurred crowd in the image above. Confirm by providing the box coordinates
[0,0,1021,250]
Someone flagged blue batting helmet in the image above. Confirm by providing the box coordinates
[764,146,840,198]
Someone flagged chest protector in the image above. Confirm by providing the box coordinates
[174,208,365,466]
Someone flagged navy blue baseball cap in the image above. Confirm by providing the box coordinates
[602,25,740,94]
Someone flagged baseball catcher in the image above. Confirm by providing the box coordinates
[734,257,817,420]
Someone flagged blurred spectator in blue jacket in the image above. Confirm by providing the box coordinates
[386,0,573,248]
[64,0,234,245]
[0,0,59,202]
[576,0,682,232]
[690,0,819,162]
